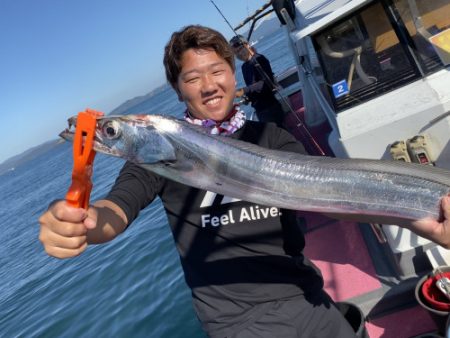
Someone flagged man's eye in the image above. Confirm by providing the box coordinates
[186,77,199,83]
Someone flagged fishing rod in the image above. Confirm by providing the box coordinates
[208,0,325,156]
[251,58,326,156]
[209,0,239,36]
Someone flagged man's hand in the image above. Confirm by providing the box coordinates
[235,88,245,98]
[38,200,98,259]
[412,195,450,249]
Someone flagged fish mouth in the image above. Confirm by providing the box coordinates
[58,114,115,141]
[58,115,117,155]
[59,128,75,142]
[58,115,75,141]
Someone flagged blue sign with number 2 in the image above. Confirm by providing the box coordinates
[332,80,349,98]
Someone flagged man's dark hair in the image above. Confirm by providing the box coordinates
[229,35,247,48]
[163,25,235,89]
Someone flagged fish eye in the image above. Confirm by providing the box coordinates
[102,120,121,139]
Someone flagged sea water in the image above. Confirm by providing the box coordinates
[0,28,296,337]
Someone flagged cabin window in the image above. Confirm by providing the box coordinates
[313,0,450,112]
[393,0,450,72]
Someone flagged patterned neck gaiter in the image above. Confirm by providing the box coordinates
[184,105,246,135]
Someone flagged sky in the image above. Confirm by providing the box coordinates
[0,0,269,163]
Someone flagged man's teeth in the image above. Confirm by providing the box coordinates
[205,98,220,106]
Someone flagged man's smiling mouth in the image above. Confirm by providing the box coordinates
[205,97,221,106]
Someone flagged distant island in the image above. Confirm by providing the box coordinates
[0,139,65,175]
[109,83,168,116]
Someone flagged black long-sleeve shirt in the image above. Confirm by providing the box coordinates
[105,121,323,336]
[242,53,279,111]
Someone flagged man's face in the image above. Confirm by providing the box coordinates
[176,48,236,121]
[231,42,250,61]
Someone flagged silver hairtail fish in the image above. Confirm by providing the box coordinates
[60,114,450,221]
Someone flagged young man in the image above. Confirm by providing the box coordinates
[39,25,450,338]
[230,35,284,128]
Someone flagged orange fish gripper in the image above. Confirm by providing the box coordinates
[65,108,104,209]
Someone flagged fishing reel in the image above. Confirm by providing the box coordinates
[236,94,250,106]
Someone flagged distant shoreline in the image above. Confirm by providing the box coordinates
[0,139,64,175]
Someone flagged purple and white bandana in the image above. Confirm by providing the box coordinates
[184,105,246,135]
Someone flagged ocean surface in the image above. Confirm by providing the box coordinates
[0,28,296,337]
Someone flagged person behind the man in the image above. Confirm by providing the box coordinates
[230,35,285,128]
[39,25,450,338]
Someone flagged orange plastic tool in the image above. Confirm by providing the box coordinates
[65,109,104,209]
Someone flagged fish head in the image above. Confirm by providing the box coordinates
[60,114,177,164]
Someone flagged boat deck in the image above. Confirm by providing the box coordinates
[282,91,334,156]
[299,210,438,337]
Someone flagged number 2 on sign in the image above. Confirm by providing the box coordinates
[332,80,349,98]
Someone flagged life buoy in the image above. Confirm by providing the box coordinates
[272,0,296,25]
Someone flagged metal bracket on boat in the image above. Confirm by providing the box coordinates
[65,109,104,209]
[435,267,450,300]
[369,223,387,244]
